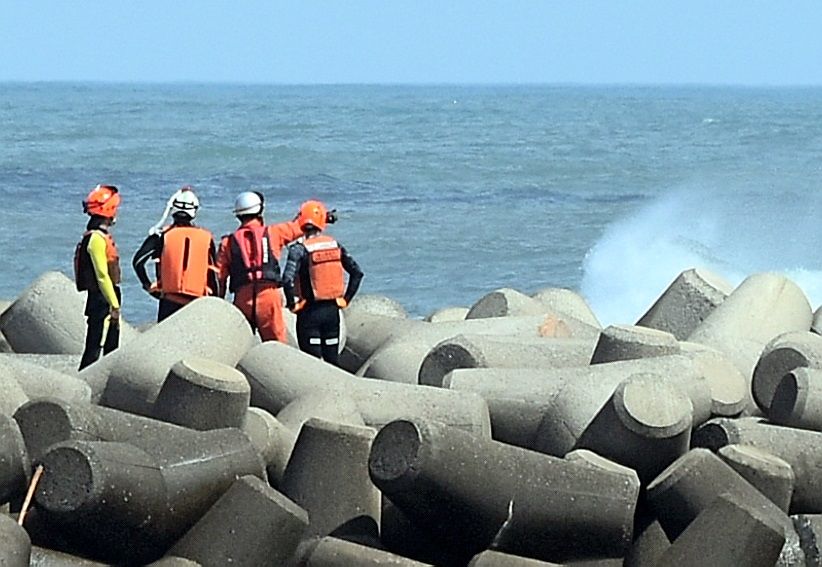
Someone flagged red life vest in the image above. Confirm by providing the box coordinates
[74,229,121,292]
[228,224,282,293]
[298,234,345,301]
[159,225,214,297]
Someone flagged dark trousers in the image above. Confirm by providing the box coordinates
[79,288,121,370]
[157,297,186,322]
[296,300,341,366]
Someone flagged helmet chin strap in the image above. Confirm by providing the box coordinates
[148,190,182,235]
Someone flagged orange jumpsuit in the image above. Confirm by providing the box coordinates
[216,218,302,342]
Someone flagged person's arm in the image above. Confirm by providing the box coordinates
[87,232,120,310]
[270,219,304,249]
[132,234,161,291]
[206,238,220,297]
[214,235,232,298]
[282,244,306,309]
[340,245,363,304]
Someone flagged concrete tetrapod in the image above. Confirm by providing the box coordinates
[368,419,640,564]
[589,325,680,364]
[0,356,91,404]
[654,493,785,567]
[467,288,558,319]
[692,417,822,513]
[29,546,110,566]
[572,374,693,482]
[635,267,732,340]
[0,271,136,355]
[295,536,433,567]
[280,418,380,538]
[240,407,293,485]
[752,331,822,416]
[418,333,597,387]
[168,475,309,567]
[90,297,255,413]
[424,306,469,323]
[340,300,412,372]
[0,414,30,505]
[0,374,28,417]
[791,514,822,565]
[0,512,30,567]
[151,357,251,430]
[239,341,491,437]
[717,444,795,512]
[0,353,83,376]
[771,367,822,431]
[468,550,561,566]
[530,287,602,329]
[646,448,803,566]
[687,272,812,382]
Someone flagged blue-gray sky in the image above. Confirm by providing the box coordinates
[2,1,822,85]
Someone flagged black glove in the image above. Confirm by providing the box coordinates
[326,209,338,224]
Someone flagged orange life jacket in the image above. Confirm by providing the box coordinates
[158,225,214,297]
[228,224,282,292]
[298,234,345,301]
[74,229,121,292]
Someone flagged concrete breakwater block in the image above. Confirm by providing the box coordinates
[718,444,795,513]
[677,343,748,417]
[0,374,28,417]
[358,315,558,384]
[636,267,732,340]
[0,356,91,405]
[88,296,255,414]
[0,414,30,505]
[752,331,822,415]
[424,306,469,322]
[693,417,822,513]
[0,512,30,567]
[572,374,693,482]
[29,545,110,566]
[418,333,597,387]
[239,341,491,437]
[151,358,251,430]
[280,419,380,538]
[771,367,822,431]
[468,550,561,566]
[0,271,137,355]
[368,419,639,563]
[0,353,82,376]
[34,427,266,564]
[340,298,410,372]
[792,514,822,565]
[655,493,785,567]
[530,287,602,329]
[589,324,680,364]
[168,475,308,567]
[241,407,293,485]
[687,272,812,381]
[295,536,433,566]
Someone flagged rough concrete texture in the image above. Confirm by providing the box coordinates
[791,514,822,566]
[152,357,251,430]
[677,343,749,417]
[169,475,308,567]
[623,516,670,567]
[0,414,30,505]
[357,315,562,384]
[295,536,433,566]
[29,546,111,566]
[687,272,812,382]
[636,267,732,340]
[340,300,412,372]
[573,374,693,482]
[693,417,822,513]
[281,418,380,537]
[589,324,680,364]
[0,512,30,567]
[718,444,795,512]
[655,493,785,567]
[771,367,822,431]
[239,340,492,437]
[752,331,822,415]
[368,419,639,564]
[468,550,561,566]
[813,305,822,336]
[147,559,201,567]
[93,297,255,414]
[0,355,91,404]
[424,306,469,323]
[0,271,136,355]
[531,287,602,329]
[241,407,293,484]
[418,333,596,387]
[0,353,82,376]
[0,374,28,417]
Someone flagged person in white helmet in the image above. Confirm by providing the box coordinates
[132,186,218,321]
[215,191,303,342]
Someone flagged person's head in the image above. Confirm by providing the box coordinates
[169,186,200,223]
[83,184,120,224]
[297,200,328,234]
[233,191,264,223]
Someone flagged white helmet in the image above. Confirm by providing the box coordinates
[233,191,264,216]
[170,187,200,219]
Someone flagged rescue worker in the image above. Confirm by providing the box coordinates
[132,186,218,322]
[74,184,122,370]
[215,191,306,342]
[283,200,363,366]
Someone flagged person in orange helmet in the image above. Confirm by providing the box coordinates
[73,184,122,370]
[132,186,218,322]
[282,200,363,366]
[215,191,304,343]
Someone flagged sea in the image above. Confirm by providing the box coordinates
[2,83,822,326]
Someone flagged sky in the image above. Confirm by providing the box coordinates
[2,1,822,85]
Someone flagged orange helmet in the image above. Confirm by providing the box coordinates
[83,184,121,218]
[297,200,328,231]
